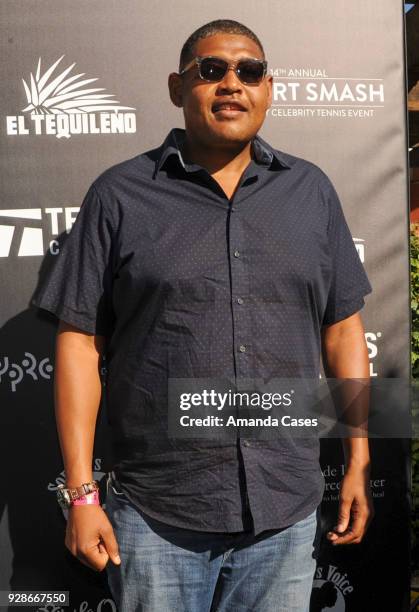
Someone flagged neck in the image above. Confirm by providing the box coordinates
[181,134,253,176]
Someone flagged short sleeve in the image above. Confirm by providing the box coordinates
[31,183,115,335]
[320,175,372,326]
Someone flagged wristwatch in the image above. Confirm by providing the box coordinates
[56,480,99,509]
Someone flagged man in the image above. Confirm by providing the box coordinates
[32,19,374,612]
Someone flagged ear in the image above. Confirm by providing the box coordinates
[265,74,273,111]
[168,72,183,108]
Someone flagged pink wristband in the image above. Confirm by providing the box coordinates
[72,490,100,506]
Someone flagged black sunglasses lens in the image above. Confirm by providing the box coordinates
[200,58,228,81]
[199,57,265,83]
[237,60,265,83]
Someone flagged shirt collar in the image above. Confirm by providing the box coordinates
[152,128,291,179]
[251,133,291,170]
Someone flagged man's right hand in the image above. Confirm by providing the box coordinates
[65,505,121,572]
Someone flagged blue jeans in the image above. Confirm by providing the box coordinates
[105,472,321,612]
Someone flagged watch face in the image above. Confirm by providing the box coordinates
[57,486,71,509]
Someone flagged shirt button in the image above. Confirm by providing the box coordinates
[237,297,244,305]
[239,344,246,353]
[234,250,240,258]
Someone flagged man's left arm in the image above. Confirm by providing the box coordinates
[321,311,375,545]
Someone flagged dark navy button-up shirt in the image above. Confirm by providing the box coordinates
[31,127,372,535]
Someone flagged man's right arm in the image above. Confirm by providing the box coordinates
[55,320,121,571]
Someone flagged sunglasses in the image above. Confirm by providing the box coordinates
[179,55,268,85]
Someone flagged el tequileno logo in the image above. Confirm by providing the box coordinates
[6,55,137,139]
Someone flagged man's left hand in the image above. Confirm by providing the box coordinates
[327,465,375,545]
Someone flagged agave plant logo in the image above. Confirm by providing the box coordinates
[6,55,137,137]
[21,55,135,115]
